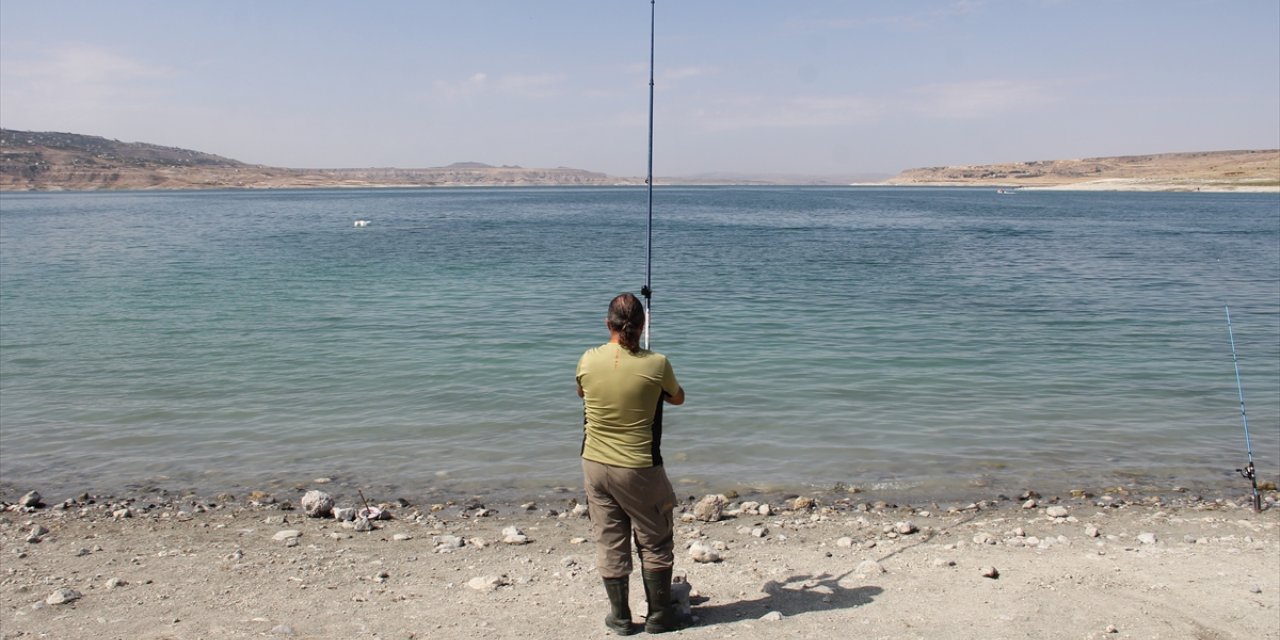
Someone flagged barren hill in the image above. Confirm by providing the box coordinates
[0,130,623,191]
[885,149,1279,192]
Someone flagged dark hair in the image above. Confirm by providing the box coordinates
[607,293,646,353]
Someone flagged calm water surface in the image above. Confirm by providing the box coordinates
[1,187,1277,501]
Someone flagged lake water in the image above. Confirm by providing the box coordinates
[1,187,1277,502]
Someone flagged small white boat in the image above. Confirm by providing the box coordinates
[354,219,371,227]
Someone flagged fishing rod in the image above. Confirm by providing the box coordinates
[1224,305,1263,512]
[641,0,655,349]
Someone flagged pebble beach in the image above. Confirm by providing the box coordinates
[2,483,1277,640]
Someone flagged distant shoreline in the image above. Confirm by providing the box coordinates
[3,129,1277,193]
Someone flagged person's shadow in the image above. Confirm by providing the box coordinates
[690,569,882,625]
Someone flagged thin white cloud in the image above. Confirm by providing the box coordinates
[432,71,565,100]
[692,94,882,131]
[0,44,176,131]
[910,80,1053,118]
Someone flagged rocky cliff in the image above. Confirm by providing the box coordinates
[0,130,624,191]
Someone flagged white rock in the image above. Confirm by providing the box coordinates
[1022,499,1038,509]
[272,529,302,541]
[46,588,82,605]
[1085,525,1100,538]
[758,503,773,516]
[392,533,412,541]
[503,534,530,545]
[467,575,508,591]
[980,566,1000,579]
[894,521,919,535]
[300,490,334,518]
[19,491,42,507]
[332,507,356,521]
[106,577,127,589]
[688,541,722,563]
[751,526,768,538]
[353,516,374,532]
[973,532,996,545]
[693,494,727,522]
[835,536,854,548]
[760,611,784,621]
[1137,532,1158,545]
[1045,506,1069,519]
[571,504,590,518]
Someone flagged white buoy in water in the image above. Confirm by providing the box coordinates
[354,219,370,227]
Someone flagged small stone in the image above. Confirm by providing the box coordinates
[751,526,768,538]
[856,560,884,575]
[760,611,784,621]
[25,525,49,544]
[1249,586,1262,594]
[392,533,412,541]
[894,521,919,535]
[835,536,854,548]
[1137,532,1158,545]
[106,577,127,589]
[272,529,302,541]
[693,494,727,522]
[758,503,773,516]
[980,566,1000,579]
[1045,506,1069,518]
[504,534,529,545]
[688,541,722,563]
[300,490,334,518]
[332,507,356,521]
[270,624,295,636]
[1085,525,1100,538]
[353,517,374,532]
[1105,624,1119,634]
[571,503,589,518]
[791,496,815,511]
[1021,498,1038,509]
[46,587,82,605]
[933,558,956,567]
[434,535,466,552]
[973,532,996,545]
[19,491,43,508]
[467,575,508,592]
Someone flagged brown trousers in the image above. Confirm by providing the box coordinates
[582,458,678,579]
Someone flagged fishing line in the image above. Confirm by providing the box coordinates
[1224,304,1263,512]
[641,0,655,349]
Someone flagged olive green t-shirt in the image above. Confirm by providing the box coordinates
[576,342,680,469]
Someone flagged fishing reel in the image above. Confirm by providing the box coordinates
[1237,461,1256,482]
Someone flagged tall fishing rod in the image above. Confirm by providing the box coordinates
[1224,305,1263,512]
[641,0,655,349]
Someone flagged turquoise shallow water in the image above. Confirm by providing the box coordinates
[1,187,1277,501]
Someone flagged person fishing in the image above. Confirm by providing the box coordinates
[576,292,689,635]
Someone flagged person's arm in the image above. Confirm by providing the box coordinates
[664,386,685,406]
[576,382,585,398]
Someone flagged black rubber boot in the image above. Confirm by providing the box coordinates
[602,577,637,636]
[641,568,691,633]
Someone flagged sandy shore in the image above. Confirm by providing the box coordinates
[2,485,1277,640]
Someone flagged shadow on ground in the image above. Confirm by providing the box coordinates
[692,570,882,626]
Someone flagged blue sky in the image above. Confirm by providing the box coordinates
[2,1,1277,177]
